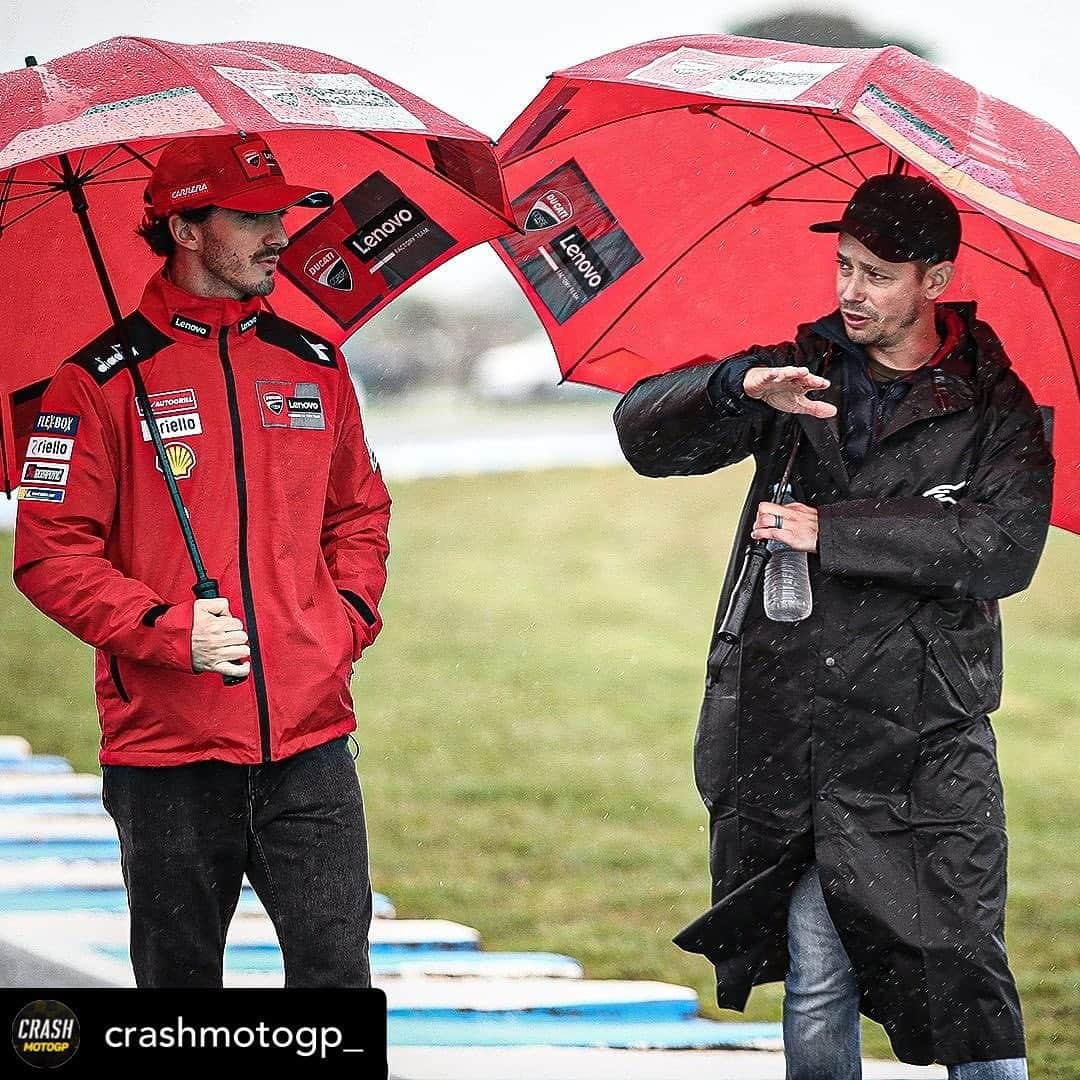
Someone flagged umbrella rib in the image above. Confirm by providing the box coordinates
[765,197,853,205]
[566,142,884,380]
[82,176,151,188]
[500,97,853,168]
[810,109,868,181]
[997,229,1079,397]
[956,238,1028,277]
[84,142,163,183]
[501,103,699,165]
[0,189,66,232]
[0,186,65,204]
[705,110,859,190]
[353,130,516,230]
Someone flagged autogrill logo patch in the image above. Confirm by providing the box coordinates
[304,247,354,292]
[171,314,211,338]
[524,190,573,231]
[136,388,198,418]
[33,412,80,436]
[347,197,428,263]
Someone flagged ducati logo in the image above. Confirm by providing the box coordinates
[524,189,573,231]
[263,392,285,415]
[244,150,262,168]
[303,247,353,292]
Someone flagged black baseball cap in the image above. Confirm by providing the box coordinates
[809,173,961,264]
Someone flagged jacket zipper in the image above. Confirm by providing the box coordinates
[109,655,130,703]
[218,328,273,762]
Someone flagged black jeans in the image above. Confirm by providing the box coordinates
[101,734,372,988]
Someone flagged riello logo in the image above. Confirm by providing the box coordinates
[303,247,353,292]
[525,190,573,231]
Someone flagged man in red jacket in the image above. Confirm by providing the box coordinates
[13,132,391,988]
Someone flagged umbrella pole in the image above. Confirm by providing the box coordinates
[56,152,245,685]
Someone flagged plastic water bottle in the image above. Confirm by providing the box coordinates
[763,484,813,622]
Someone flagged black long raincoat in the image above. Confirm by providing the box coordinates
[613,301,1054,1064]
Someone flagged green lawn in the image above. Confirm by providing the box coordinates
[2,464,1077,1074]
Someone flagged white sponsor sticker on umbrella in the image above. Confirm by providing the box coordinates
[627,46,842,104]
[212,68,426,130]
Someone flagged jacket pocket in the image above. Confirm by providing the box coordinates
[910,608,999,730]
[694,645,741,813]
[108,655,131,704]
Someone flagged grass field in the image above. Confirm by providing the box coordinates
[2,463,1077,1074]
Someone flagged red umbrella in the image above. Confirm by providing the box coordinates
[0,36,512,637]
[0,36,513,495]
[492,35,1079,532]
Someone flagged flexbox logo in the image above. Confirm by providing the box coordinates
[11,999,80,1068]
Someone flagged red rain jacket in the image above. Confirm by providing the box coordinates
[13,270,391,766]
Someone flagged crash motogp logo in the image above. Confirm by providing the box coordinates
[524,190,573,231]
[303,247,353,292]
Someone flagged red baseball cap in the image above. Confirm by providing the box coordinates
[144,131,331,219]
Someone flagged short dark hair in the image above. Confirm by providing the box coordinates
[136,205,216,259]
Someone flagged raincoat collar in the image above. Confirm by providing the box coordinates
[806,301,975,380]
[138,269,263,344]
[790,302,983,492]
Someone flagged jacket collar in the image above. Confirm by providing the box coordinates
[138,269,263,345]
[791,302,986,491]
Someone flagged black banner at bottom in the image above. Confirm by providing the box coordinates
[2,989,387,1076]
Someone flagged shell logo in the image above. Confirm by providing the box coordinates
[154,441,197,479]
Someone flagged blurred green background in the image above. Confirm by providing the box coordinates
[2,462,1077,1074]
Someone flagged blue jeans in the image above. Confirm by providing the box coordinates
[102,733,372,988]
[784,865,1027,1080]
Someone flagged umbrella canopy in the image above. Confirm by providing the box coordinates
[0,36,513,494]
[492,35,1079,532]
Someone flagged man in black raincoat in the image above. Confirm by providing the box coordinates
[614,175,1054,1077]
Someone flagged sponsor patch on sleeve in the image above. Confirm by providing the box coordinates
[32,412,80,437]
[21,461,69,486]
[26,435,75,461]
[18,486,66,503]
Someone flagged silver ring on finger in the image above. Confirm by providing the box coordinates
[772,513,783,530]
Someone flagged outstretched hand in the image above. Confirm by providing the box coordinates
[744,366,837,419]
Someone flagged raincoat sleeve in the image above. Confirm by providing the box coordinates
[12,364,195,671]
[613,344,795,476]
[817,371,1054,600]
[322,358,392,661]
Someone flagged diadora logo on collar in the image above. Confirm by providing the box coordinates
[300,336,333,365]
[94,343,139,375]
[922,480,968,505]
[171,313,211,338]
